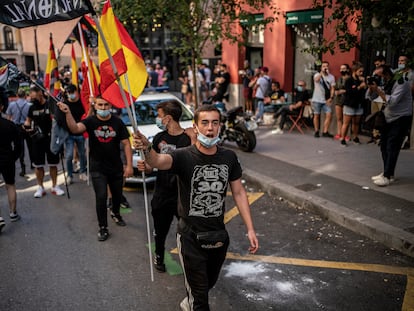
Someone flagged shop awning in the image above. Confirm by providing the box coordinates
[240,14,264,26]
[286,10,324,25]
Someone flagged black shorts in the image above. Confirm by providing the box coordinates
[0,162,16,184]
[31,137,60,167]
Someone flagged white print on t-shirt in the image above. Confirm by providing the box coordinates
[189,164,228,218]
[94,125,116,143]
[158,140,177,154]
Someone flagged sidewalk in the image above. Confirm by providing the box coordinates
[233,126,414,258]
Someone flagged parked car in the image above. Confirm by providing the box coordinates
[120,92,193,184]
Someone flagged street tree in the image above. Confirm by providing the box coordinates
[112,0,280,108]
[311,0,414,58]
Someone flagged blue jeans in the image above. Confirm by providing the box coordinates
[255,99,265,120]
[65,135,87,177]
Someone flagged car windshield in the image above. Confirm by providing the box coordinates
[120,99,193,126]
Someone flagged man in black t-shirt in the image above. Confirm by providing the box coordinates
[58,96,133,241]
[212,63,230,106]
[138,100,192,273]
[54,84,87,184]
[134,105,258,311]
[24,85,65,198]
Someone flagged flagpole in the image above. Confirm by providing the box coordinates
[93,14,154,282]
[77,22,92,186]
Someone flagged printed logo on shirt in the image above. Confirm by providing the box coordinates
[94,125,116,143]
[158,140,177,154]
[189,164,228,218]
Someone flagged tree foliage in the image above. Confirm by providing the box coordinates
[311,0,414,57]
[111,0,279,107]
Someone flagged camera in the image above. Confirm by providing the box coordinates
[367,75,381,86]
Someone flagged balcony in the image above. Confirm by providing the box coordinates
[0,43,17,51]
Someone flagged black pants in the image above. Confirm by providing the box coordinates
[275,106,298,129]
[151,195,178,261]
[177,227,229,311]
[381,115,411,178]
[90,171,123,228]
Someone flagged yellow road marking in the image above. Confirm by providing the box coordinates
[224,192,264,224]
[225,252,414,276]
[403,275,414,311]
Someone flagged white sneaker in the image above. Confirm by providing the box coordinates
[34,186,46,198]
[373,175,390,187]
[180,297,190,311]
[51,185,65,196]
[371,173,395,182]
[271,128,284,135]
[67,176,73,184]
[79,173,88,182]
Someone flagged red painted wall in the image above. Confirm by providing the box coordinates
[222,1,360,93]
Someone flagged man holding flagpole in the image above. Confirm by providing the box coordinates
[57,96,133,241]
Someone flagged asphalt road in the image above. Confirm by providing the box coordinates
[0,171,413,311]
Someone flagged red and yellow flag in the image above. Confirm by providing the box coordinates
[98,0,148,108]
[44,34,61,97]
[81,52,100,117]
[71,44,78,87]
[98,0,127,95]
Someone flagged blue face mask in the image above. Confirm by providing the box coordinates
[297,86,303,92]
[68,93,76,100]
[196,127,220,148]
[398,64,406,70]
[96,109,111,118]
[155,117,167,130]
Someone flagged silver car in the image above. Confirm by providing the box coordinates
[120,92,194,183]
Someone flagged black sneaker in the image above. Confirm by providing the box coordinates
[0,217,5,234]
[110,212,126,226]
[340,139,347,147]
[10,213,21,222]
[353,137,361,144]
[314,131,320,138]
[154,255,166,273]
[98,227,109,241]
[322,132,334,138]
[120,196,130,209]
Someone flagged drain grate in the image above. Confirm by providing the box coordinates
[295,183,319,192]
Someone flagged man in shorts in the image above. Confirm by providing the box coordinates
[23,85,65,198]
[0,90,22,232]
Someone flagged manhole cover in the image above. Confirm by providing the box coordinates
[295,183,319,192]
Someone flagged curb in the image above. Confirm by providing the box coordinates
[243,168,414,258]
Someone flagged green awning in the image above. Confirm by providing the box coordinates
[286,10,324,25]
[240,14,264,26]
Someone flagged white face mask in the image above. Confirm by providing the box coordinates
[398,63,406,70]
[196,126,220,148]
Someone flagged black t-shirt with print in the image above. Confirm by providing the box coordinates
[153,130,191,195]
[170,145,242,232]
[28,98,54,135]
[81,115,129,174]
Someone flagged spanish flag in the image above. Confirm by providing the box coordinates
[44,34,61,97]
[98,0,127,95]
[71,44,78,87]
[98,0,148,108]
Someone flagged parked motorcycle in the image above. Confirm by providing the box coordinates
[219,106,257,152]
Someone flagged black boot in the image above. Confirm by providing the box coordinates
[154,254,166,273]
[19,164,26,177]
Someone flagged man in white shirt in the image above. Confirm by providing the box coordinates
[311,61,335,137]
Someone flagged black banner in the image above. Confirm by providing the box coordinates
[0,0,95,28]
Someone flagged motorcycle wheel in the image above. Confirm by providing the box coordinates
[234,124,256,152]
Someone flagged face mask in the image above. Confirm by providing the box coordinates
[340,71,348,76]
[68,93,76,100]
[398,64,406,70]
[96,109,111,118]
[197,129,220,148]
[155,117,166,130]
[297,86,303,92]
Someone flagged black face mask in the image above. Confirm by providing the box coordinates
[31,99,41,105]
[340,71,348,76]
